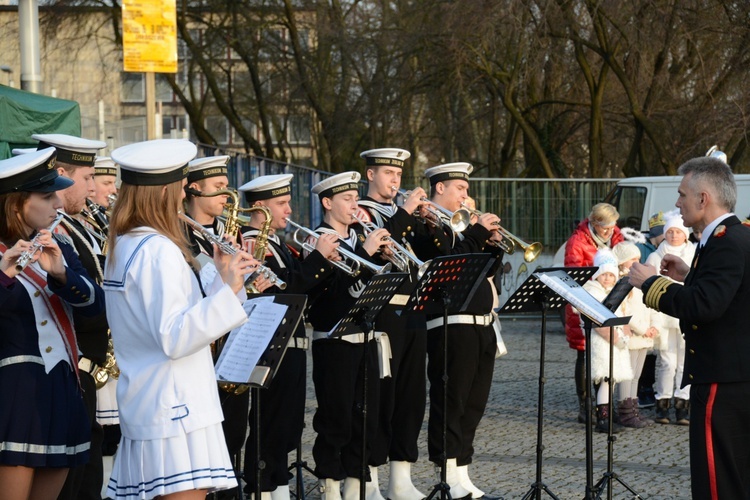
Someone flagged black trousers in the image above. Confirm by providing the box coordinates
[370,308,427,466]
[689,381,750,499]
[427,324,496,466]
[243,348,307,492]
[58,371,103,500]
[312,338,380,480]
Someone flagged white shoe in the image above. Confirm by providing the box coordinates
[320,479,342,500]
[444,459,471,499]
[457,465,485,498]
[386,461,426,500]
[367,466,387,500]
[271,485,291,500]
[343,477,361,500]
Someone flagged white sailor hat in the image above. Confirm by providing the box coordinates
[32,133,106,167]
[424,162,473,185]
[238,174,293,203]
[311,171,361,201]
[0,148,73,195]
[188,155,230,183]
[111,139,197,186]
[360,148,411,169]
[11,147,37,156]
[94,157,118,177]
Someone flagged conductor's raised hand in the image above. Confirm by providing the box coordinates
[659,254,690,282]
[628,262,658,289]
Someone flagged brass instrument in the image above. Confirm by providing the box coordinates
[285,218,392,276]
[459,203,543,262]
[395,188,471,232]
[93,336,120,389]
[179,212,286,290]
[706,145,728,164]
[82,199,110,254]
[351,214,430,277]
[15,211,65,271]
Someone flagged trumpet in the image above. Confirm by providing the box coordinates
[394,188,471,232]
[285,218,392,276]
[179,212,287,290]
[15,211,65,271]
[459,203,542,262]
[351,214,430,276]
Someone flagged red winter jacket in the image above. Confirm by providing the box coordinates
[563,218,624,350]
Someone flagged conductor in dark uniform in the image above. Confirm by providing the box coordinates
[239,174,339,500]
[629,155,750,499]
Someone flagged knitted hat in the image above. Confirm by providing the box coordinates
[647,211,665,238]
[612,241,641,264]
[664,212,689,241]
[592,248,619,280]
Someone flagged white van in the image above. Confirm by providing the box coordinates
[602,174,750,232]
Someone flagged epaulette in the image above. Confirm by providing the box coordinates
[644,276,673,310]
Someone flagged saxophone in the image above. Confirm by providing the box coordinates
[202,189,274,395]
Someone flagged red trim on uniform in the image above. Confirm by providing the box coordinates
[706,383,719,500]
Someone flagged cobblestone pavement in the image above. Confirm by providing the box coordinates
[291,318,691,500]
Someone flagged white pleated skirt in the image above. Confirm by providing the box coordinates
[106,423,237,499]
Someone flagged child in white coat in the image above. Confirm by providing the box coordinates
[612,242,657,428]
[645,212,695,425]
[582,248,633,434]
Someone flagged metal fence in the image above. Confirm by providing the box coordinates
[204,146,618,254]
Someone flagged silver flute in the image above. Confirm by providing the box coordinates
[179,212,287,290]
[15,211,65,271]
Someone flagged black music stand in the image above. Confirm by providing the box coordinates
[402,253,495,500]
[531,271,630,500]
[331,272,410,500]
[219,294,307,500]
[499,266,596,500]
[591,278,643,500]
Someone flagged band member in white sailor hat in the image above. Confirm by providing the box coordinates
[357,148,429,500]
[238,173,339,500]
[0,148,104,499]
[103,139,260,499]
[31,133,114,500]
[419,162,504,500]
[306,172,392,500]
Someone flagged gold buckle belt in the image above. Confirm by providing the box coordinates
[425,314,494,331]
[388,294,410,306]
[78,356,99,375]
[289,337,310,350]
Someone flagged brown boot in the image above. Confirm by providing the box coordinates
[631,398,654,426]
[674,398,690,425]
[654,398,671,424]
[617,398,651,428]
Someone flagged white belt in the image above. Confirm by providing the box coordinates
[312,331,392,379]
[289,337,310,350]
[425,314,494,331]
[0,355,44,368]
[78,356,99,375]
[388,294,410,306]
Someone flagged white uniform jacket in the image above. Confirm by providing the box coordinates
[103,228,247,441]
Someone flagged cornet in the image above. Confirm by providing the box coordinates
[179,212,287,290]
[351,214,430,276]
[459,203,543,262]
[285,218,392,276]
[15,211,65,271]
[395,188,471,232]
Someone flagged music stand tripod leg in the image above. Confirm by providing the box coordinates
[287,431,317,500]
[520,300,561,500]
[591,326,643,500]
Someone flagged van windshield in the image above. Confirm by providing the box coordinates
[603,185,647,230]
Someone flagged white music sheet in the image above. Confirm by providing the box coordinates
[215,297,287,384]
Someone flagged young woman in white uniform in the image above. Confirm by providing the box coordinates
[102,139,261,500]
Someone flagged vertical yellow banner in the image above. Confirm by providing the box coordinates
[122,0,178,73]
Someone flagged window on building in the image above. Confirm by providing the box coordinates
[287,116,311,145]
[121,73,144,102]
[205,116,229,144]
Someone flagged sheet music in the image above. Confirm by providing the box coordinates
[534,270,618,326]
[215,298,288,384]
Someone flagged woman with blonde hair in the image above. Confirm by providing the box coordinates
[103,139,261,500]
[564,202,624,423]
